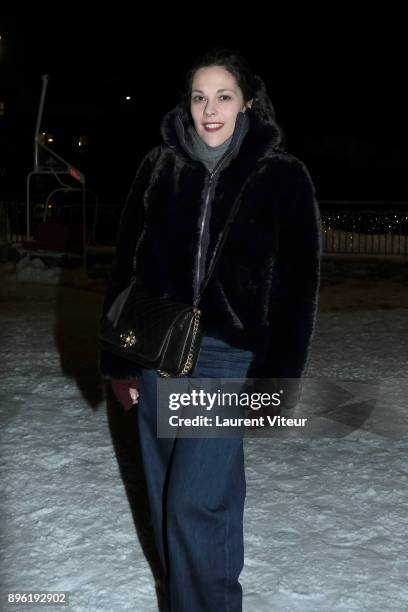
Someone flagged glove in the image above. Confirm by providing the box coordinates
[110,378,140,411]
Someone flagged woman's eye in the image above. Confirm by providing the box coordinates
[192,95,232,103]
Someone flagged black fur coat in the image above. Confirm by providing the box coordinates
[99,76,321,382]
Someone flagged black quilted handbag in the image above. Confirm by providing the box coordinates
[99,281,202,377]
[99,194,243,377]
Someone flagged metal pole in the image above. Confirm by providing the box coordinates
[34,75,49,170]
[26,171,36,241]
[82,179,87,272]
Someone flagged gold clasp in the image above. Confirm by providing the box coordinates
[120,330,137,348]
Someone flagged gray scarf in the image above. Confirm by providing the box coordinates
[187,127,233,172]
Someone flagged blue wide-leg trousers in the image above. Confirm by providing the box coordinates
[137,335,254,612]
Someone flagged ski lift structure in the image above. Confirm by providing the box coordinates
[25,74,91,270]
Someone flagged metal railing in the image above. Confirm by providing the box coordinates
[1,199,408,256]
[320,201,408,256]
[0,201,24,244]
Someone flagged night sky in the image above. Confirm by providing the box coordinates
[1,10,407,206]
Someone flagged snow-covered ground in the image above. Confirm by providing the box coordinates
[1,264,408,612]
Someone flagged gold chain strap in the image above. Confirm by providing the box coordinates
[157,307,202,378]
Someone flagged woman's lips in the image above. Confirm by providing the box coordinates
[203,123,224,132]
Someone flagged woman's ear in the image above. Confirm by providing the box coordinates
[243,99,253,111]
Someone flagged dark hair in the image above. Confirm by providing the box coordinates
[180,47,257,124]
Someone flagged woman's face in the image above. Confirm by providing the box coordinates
[190,65,251,147]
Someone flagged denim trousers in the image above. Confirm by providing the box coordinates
[136,335,255,612]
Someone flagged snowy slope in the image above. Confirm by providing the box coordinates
[1,272,408,612]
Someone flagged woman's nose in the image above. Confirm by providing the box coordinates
[204,101,217,116]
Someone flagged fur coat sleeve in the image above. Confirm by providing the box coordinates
[98,149,159,380]
[246,158,321,404]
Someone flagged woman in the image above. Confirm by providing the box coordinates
[99,47,321,612]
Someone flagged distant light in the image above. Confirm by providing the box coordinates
[78,134,89,148]
[47,137,54,143]
[125,96,132,101]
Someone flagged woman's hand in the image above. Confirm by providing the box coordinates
[110,378,140,410]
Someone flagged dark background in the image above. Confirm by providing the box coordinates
[1,10,407,210]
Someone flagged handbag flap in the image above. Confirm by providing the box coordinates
[106,283,134,327]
